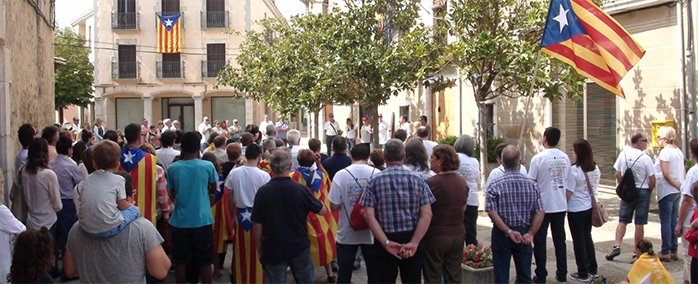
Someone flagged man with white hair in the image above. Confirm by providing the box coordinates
[162,119,173,132]
[199,116,214,152]
[259,114,274,140]
[287,129,302,172]
[172,120,180,131]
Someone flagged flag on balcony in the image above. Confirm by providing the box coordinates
[157,13,181,53]
[540,0,645,98]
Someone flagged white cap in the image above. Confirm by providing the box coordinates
[163,118,171,124]
[233,119,238,122]
[203,116,209,120]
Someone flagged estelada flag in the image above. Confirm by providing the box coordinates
[540,0,645,98]
[119,147,158,226]
[211,174,233,254]
[157,13,182,53]
[291,168,337,268]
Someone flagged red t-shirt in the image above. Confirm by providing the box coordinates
[684,207,698,258]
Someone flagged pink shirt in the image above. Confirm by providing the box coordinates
[140,125,148,144]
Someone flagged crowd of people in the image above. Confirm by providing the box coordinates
[1,112,697,284]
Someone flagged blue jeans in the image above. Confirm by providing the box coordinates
[658,193,680,254]
[354,247,362,266]
[87,205,140,238]
[492,226,533,284]
[326,135,336,156]
[619,188,651,225]
[56,199,78,254]
[347,139,356,151]
[336,243,376,284]
[263,249,314,284]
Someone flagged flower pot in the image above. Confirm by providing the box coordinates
[461,264,495,284]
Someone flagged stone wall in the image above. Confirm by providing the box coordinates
[0,0,56,204]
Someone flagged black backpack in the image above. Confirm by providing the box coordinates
[616,153,645,203]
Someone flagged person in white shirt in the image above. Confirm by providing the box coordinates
[565,139,600,282]
[399,116,412,138]
[453,135,481,246]
[198,116,214,152]
[0,188,26,284]
[92,118,105,141]
[403,139,436,180]
[328,144,379,283]
[68,116,81,133]
[345,118,358,151]
[653,126,685,261]
[155,131,180,172]
[359,116,373,147]
[486,143,528,187]
[287,129,303,172]
[162,119,173,132]
[415,127,438,157]
[324,113,341,156]
[677,139,698,284]
[224,144,271,283]
[606,133,656,261]
[378,114,390,149]
[259,114,274,140]
[528,127,571,282]
[172,120,180,131]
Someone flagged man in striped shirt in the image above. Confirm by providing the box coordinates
[486,145,545,284]
[360,139,435,283]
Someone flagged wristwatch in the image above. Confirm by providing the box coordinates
[505,229,512,237]
[385,240,390,246]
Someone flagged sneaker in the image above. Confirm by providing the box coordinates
[353,263,361,270]
[605,246,621,260]
[533,275,546,283]
[568,273,589,282]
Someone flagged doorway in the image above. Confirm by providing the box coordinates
[162,98,195,131]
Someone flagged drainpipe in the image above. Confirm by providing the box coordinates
[680,0,689,152]
[687,0,696,140]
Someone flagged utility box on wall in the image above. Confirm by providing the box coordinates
[650,120,675,148]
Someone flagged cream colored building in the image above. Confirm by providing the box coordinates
[74,0,285,132]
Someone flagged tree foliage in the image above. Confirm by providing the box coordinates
[442,0,586,166]
[54,27,94,110]
[216,0,445,144]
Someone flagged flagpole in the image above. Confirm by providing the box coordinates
[518,49,543,151]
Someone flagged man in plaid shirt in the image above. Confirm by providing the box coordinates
[486,145,545,284]
[360,139,435,283]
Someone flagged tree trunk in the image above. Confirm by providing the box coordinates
[313,111,320,140]
[370,105,380,148]
[477,101,489,184]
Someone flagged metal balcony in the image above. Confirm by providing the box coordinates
[157,61,184,79]
[112,12,139,30]
[201,60,226,78]
[112,61,139,79]
[201,11,228,29]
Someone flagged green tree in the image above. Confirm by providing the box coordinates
[443,0,585,169]
[54,27,94,112]
[217,0,445,144]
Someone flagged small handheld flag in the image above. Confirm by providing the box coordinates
[540,0,645,98]
[157,13,182,53]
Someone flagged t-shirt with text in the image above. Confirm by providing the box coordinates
[328,164,379,245]
[528,148,571,213]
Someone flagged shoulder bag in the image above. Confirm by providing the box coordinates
[585,171,609,227]
[10,165,27,223]
[343,168,375,231]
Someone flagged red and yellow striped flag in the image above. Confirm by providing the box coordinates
[120,148,158,226]
[157,13,182,53]
[291,169,337,268]
[540,0,645,98]
[232,207,265,283]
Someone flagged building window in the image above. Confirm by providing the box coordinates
[113,0,138,29]
[114,45,137,79]
[211,97,246,125]
[399,106,409,120]
[115,98,144,130]
[202,0,227,28]
[158,53,182,78]
[203,44,226,78]
[161,0,180,16]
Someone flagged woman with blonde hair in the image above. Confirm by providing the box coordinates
[258,139,277,175]
[654,126,684,261]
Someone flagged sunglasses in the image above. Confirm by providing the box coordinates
[639,139,648,142]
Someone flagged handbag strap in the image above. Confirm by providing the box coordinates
[341,168,376,220]
[584,171,599,209]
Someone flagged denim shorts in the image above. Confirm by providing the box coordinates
[618,188,651,225]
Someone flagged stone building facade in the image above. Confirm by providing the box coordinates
[76,0,284,132]
[0,0,57,204]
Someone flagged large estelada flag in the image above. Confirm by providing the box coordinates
[120,147,158,226]
[540,0,645,98]
[291,168,337,268]
[157,13,182,53]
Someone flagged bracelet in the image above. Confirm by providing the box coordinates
[505,229,512,237]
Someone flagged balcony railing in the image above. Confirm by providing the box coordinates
[202,60,226,78]
[112,61,139,79]
[201,11,228,28]
[112,12,139,30]
[157,61,184,79]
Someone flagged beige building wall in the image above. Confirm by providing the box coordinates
[87,0,283,132]
[0,0,57,203]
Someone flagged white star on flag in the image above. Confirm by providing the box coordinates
[164,18,173,27]
[241,211,252,222]
[553,4,569,33]
[123,151,134,164]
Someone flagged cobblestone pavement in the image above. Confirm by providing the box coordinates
[60,180,686,283]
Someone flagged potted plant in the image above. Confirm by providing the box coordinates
[461,243,495,284]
